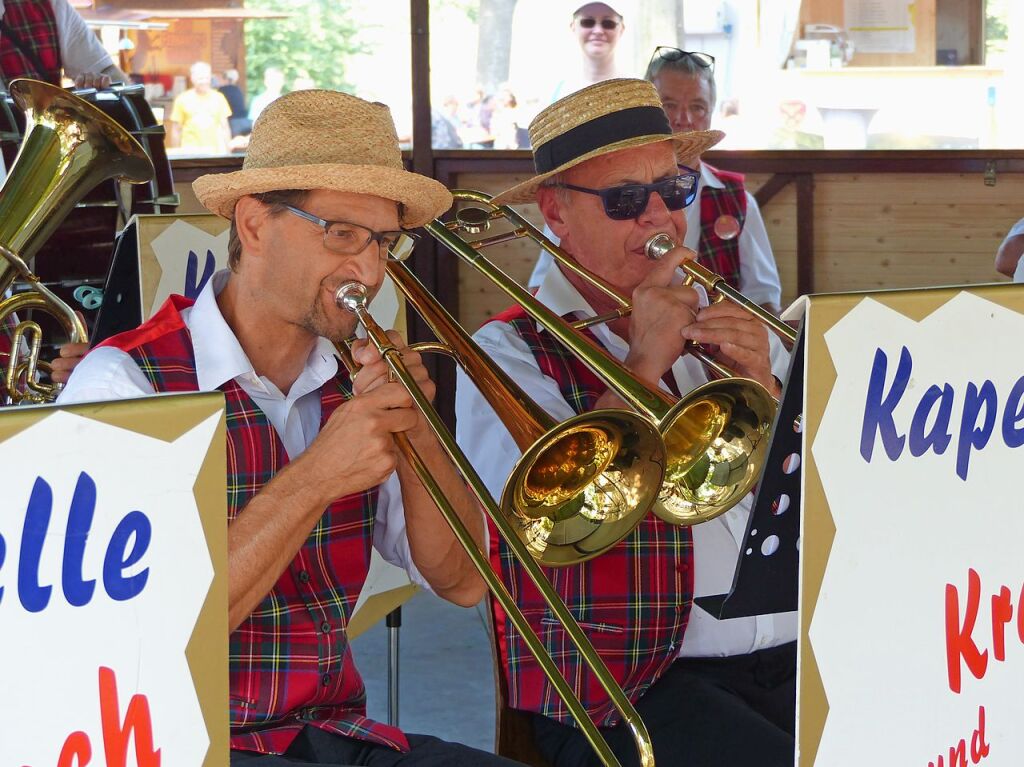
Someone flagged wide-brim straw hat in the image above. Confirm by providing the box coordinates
[193,89,452,227]
[493,78,723,206]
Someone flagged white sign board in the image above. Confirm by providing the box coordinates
[800,286,1024,766]
[0,393,228,766]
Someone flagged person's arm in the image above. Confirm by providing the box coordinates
[347,334,486,607]
[50,0,121,85]
[995,234,1024,278]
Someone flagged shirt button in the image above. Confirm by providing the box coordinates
[320,621,331,634]
[298,570,311,584]
[321,673,331,686]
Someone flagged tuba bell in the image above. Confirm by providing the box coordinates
[0,79,154,403]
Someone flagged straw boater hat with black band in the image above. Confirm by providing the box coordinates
[493,78,724,206]
[193,89,452,227]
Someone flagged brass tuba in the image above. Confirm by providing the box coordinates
[0,79,154,403]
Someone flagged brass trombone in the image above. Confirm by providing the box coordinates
[0,79,154,403]
[383,262,667,566]
[334,278,655,767]
[425,190,778,526]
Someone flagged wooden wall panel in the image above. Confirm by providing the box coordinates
[811,172,1020,293]
[452,169,1020,332]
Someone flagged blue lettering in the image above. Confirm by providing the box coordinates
[909,384,954,457]
[860,346,912,464]
[103,511,151,601]
[1001,376,1024,448]
[184,249,215,299]
[0,532,5,605]
[63,472,98,607]
[956,381,997,481]
[19,477,53,612]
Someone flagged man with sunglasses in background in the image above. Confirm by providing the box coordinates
[59,89,526,767]
[646,45,783,315]
[456,79,795,766]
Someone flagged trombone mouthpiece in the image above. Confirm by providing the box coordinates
[645,233,675,260]
[335,281,368,313]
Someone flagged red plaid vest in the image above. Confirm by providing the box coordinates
[485,305,694,728]
[0,0,62,84]
[697,164,747,291]
[99,295,409,755]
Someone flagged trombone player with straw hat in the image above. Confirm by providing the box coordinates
[455,78,795,766]
[59,89,527,767]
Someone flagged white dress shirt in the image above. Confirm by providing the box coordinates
[455,264,796,658]
[528,164,784,311]
[58,269,430,588]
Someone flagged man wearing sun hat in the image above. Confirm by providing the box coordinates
[455,78,795,766]
[59,90,524,766]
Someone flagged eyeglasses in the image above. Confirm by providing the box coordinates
[281,204,419,261]
[649,47,715,73]
[549,170,700,221]
[576,17,621,30]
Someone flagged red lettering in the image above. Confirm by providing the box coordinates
[98,666,161,767]
[948,739,967,767]
[57,732,91,767]
[946,565,987,692]
[926,706,991,766]
[971,706,990,762]
[1018,585,1024,645]
[945,569,988,693]
[991,587,1013,661]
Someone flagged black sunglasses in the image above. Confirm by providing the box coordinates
[649,47,715,73]
[549,170,700,221]
[576,17,621,30]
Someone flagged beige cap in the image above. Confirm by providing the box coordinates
[193,89,452,227]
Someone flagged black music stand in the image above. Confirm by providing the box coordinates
[696,321,805,619]
[90,218,143,345]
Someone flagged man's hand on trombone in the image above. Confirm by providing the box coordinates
[348,332,488,607]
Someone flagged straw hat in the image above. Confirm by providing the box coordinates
[193,89,452,227]
[493,78,723,205]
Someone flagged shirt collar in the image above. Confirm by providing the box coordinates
[533,261,629,354]
[699,162,724,190]
[186,269,339,394]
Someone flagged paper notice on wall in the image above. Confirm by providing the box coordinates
[845,0,915,53]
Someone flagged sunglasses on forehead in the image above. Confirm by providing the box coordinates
[649,47,716,73]
[576,16,621,30]
[549,170,700,221]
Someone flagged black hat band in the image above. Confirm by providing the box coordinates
[533,106,672,174]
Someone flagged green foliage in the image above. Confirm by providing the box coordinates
[435,0,479,24]
[244,0,367,95]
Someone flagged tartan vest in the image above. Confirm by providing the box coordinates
[0,0,61,85]
[485,305,694,728]
[99,294,409,755]
[697,164,747,291]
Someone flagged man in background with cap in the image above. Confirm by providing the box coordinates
[456,78,794,766]
[549,2,627,103]
[59,89,524,767]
